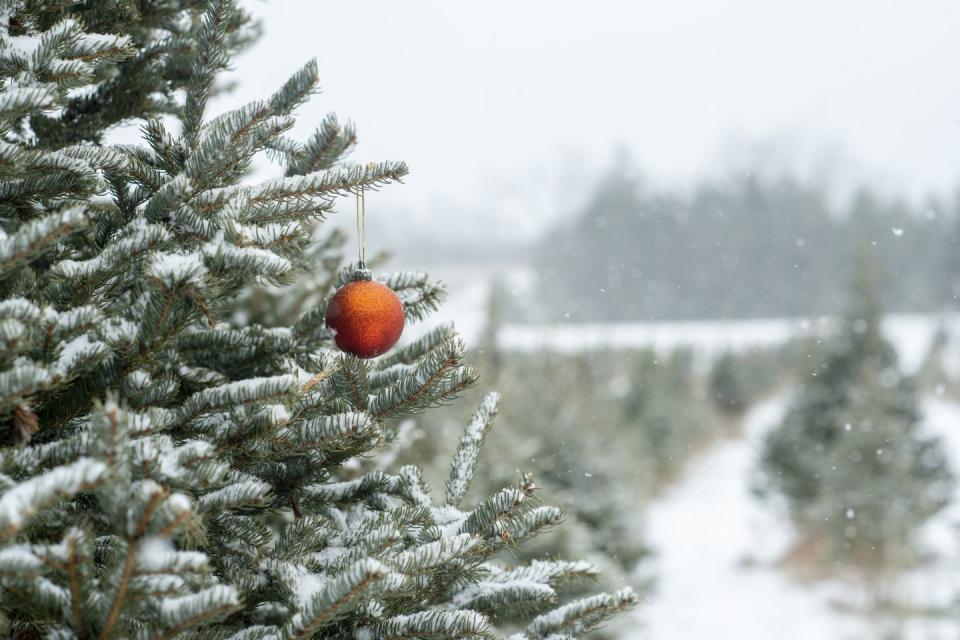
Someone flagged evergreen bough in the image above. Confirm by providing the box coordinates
[0,2,636,638]
[708,352,748,417]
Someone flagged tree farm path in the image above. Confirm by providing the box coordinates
[628,395,960,640]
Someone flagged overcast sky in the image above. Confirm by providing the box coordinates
[223,1,960,243]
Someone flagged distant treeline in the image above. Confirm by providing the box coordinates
[533,166,960,321]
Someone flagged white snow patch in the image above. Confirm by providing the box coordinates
[632,395,960,639]
[497,313,960,374]
[149,251,207,285]
[0,460,107,531]
[54,333,107,374]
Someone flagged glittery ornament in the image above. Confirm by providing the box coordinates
[326,185,406,358]
[325,274,404,358]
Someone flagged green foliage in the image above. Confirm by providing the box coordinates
[709,352,748,415]
[707,349,783,417]
[760,252,954,568]
[0,2,634,638]
[620,348,713,483]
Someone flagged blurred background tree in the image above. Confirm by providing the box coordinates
[760,249,955,575]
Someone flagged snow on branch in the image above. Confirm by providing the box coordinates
[0,362,51,410]
[0,545,43,575]
[278,412,377,451]
[455,580,556,618]
[446,392,500,508]
[54,221,171,281]
[0,86,56,123]
[177,375,297,425]
[382,532,477,575]
[196,479,271,512]
[303,471,392,505]
[135,547,209,575]
[368,337,477,419]
[285,558,398,639]
[0,459,107,541]
[508,506,566,546]
[158,584,240,634]
[459,479,539,542]
[62,31,134,65]
[224,627,282,640]
[520,587,638,639]
[492,559,598,588]
[202,241,291,282]
[50,335,108,386]
[0,207,86,273]
[362,610,493,640]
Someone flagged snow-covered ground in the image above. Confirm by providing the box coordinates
[628,396,960,640]
[628,397,863,639]
[498,314,960,372]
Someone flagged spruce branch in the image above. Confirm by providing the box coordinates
[155,585,241,639]
[63,527,94,635]
[446,392,500,508]
[374,323,457,370]
[378,271,447,323]
[505,506,566,547]
[266,59,319,118]
[286,113,357,176]
[369,338,478,420]
[276,411,377,452]
[329,355,371,411]
[0,207,87,276]
[457,582,557,620]
[0,459,107,541]
[224,627,281,640]
[285,558,396,639]
[183,0,233,148]
[521,587,639,639]
[366,610,494,639]
[459,480,539,542]
[176,375,297,427]
[0,86,56,125]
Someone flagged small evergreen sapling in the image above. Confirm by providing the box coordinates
[708,352,749,417]
[760,251,954,568]
[0,2,635,638]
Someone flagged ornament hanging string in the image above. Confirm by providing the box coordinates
[326,171,405,359]
[355,186,366,270]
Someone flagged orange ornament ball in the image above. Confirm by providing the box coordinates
[325,278,405,359]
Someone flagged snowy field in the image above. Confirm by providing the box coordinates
[628,396,960,640]
[629,397,862,639]
[497,314,960,373]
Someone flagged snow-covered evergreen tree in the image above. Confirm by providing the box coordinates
[760,249,954,568]
[0,2,635,638]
